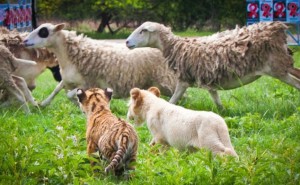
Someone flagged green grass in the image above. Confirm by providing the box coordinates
[1,48,300,184]
[174,29,214,37]
[77,27,213,40]
[80,29,133,40]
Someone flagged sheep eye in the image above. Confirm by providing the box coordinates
[139,29,147,34]
[38,27,49,38]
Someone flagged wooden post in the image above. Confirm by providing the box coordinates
[31,0,37,28]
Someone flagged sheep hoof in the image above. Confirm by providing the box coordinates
[39,101,50,107]
[24,109,32,115]
[217,104,225,111]
[32,101,39,107]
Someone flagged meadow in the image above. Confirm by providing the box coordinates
[0,33,300,184]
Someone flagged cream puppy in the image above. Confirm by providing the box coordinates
[127,86,238,157]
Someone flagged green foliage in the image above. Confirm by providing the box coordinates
[80,29,132,39]
[78,28,213,39]
[37,0,246,32]
[174,29,213,37]
[1,46,300,184]
[37,0,95,20]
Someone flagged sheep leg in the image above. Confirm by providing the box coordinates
[208,90,224,110]
[40,81,64,107]
[0,91,11,108]
[66,88,79,105]
[288,67,300,80]
[169,80,190,104]
[6,83,30,114]
[12,75,38,107]
[267,67,300,90]
[0,100,11,108]
[275,72,300,90]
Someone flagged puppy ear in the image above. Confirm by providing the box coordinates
[53,23,65,32]
[130,88,143,107]
[148,87,160,97]
[77,89,86,103]
[104,88,113,100]
[130,88,141,100]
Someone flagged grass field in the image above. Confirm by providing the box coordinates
[76,24,213,40]
[0,43,300,184]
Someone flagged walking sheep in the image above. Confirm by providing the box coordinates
[0,45,38,113]
[127,86,238,157]
[126,21,300,109]
[0,27,59,90]
[23,23,177,106]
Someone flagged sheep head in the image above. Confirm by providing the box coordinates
[126,21,164,50]
[24,23,65,48]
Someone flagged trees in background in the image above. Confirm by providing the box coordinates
[36,0,246,32]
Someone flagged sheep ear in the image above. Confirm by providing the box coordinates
[144,23,157,32]
[104,88,113,100]
[148,87,160,97]
[76,89,86,103]
[53,23,65,32]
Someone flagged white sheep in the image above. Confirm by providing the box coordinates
[127,86,238,157]
[23,23,177,106]
[126,21,300,109]
[0,27,59,90]
[0,45,38,113]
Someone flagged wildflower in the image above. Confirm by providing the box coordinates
[56,126,63,131]
[67,135,78,146]
[57,153,64,159]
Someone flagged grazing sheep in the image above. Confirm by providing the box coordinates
[0,27,59,90]
[23,23,177,106]
[127,86,238,157]
[0,45,38,113]
[126,21,300,109]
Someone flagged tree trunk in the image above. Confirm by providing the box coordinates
[31,0,37,28]
[97,12,112,33]
[209,0,221,31]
